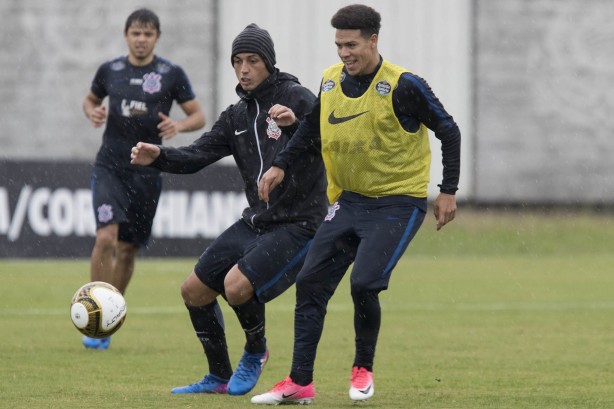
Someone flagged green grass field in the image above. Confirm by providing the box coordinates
[1,208,613,408]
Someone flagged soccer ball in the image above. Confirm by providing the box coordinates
[70,281,127,338]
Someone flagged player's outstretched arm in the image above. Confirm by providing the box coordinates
[258,166,285,203]
[433,192,456,231]
[130,142,161,166]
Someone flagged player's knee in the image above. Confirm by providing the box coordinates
[179,281,189,302]
[115,244,136,262]
[224,266,253,305]
[295,272,309,289]
[94,231,116,250]
[180,280,202,305]
[225,280,252,306]
[296,273,320,293]
[180,278,218,306]
[351,286,381,302]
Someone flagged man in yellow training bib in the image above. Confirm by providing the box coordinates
[255,4,460,405]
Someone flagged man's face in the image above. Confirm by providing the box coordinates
[233,53,270,92]
[335,29,378,76]
[125,22,159,64]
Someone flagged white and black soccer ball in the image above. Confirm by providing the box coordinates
[70,281,127,338]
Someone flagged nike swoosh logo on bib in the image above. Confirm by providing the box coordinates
[328,110,369,125]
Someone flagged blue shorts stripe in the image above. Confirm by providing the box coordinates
[382,207,419,278]
[256,239,312,297]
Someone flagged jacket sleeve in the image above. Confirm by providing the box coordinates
[151,108,233,174]
[278,84,315,135]
[273,93,322,171]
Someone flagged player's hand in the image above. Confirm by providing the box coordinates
[157,112,179,140]
[130,142,160,166]
[258,166,285,202]
[268,104,296,127]
[433,193,456,231]
[89,105,107,128]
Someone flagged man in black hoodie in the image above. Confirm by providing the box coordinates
[130,24,327,396]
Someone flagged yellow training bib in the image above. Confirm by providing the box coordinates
[319,61,431,203]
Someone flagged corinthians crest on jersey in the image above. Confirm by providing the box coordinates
[142,72,162,94]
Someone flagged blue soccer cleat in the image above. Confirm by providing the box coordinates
[82,335,111,350]
[227,348,269,395]
[171,374,229,394]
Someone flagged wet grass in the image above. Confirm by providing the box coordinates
[1,208,613,408]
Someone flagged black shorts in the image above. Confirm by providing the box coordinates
[194,219,315,303]
[91,165,162,247]
[297,191,426,292]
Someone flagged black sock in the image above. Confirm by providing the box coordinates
[352,289,381,372]
[230,297,266,354]
[290,369,313,386]
[187,300,233,380]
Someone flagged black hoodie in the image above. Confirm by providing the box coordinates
[152,70,328,232]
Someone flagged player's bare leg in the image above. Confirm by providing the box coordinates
[112,241,138,294]
[224,265,254,305]
[181,271,219,306]
[90,224,118,284]
[84,225,135,350]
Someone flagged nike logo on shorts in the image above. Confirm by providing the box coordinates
[328,110,369,125]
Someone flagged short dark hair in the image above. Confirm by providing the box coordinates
[124,8,161,34]
[330,4,381,38]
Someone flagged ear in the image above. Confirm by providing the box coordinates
[369,33,378,48]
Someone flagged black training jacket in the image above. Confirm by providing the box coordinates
[151,70,328,233]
